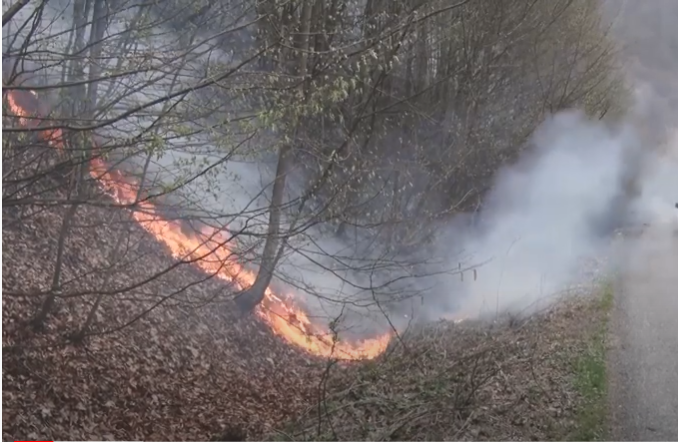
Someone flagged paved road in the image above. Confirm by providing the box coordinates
[608,224,678,440]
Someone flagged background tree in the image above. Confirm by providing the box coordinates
[233,0,627,313]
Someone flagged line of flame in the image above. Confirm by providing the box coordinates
[3,88,392,360]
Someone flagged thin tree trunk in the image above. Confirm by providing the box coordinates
[2,0,31,26]
[69,0,93,111]
[234,143,292,312]
[84,0,107,112]
[235,0,313,313]
[32,160,84,328]
[32,0,108,329]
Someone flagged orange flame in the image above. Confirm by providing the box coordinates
[3,88,392,360]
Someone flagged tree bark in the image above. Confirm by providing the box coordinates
[32,161,83,329]
[2,0,31,26]
[235,0,313,313]
[32,0,108,328]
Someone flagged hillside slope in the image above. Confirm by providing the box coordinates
[2,164,613,442]
[2,186,323,441]
[267,294,612,441]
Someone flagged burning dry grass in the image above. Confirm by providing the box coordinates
[270,295,612,441]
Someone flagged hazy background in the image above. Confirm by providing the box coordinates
[4,0,678,337]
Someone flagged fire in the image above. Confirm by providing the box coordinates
[3,88,392,360]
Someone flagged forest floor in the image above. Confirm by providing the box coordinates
[2,174,612,442]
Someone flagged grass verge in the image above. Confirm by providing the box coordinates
[268,287,617,442]
[568,281,614,441]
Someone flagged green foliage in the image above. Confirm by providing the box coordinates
[569,282,614,441]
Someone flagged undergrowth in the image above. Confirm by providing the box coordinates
[269,290,613,441]
[568,281,614,441]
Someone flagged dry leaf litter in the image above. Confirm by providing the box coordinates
[3,157,610,442]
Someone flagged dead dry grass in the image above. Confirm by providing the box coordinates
[270,294,612,441]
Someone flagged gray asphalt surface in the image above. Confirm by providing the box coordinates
[608,224,678,440]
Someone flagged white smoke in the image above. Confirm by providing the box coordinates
[430,111,638,319]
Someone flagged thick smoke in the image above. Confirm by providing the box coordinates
[425,0,678,322]
[428,111,640,320]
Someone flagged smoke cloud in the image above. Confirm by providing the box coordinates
[430,111,638,320]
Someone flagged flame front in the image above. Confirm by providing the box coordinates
[3,89,392,360]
